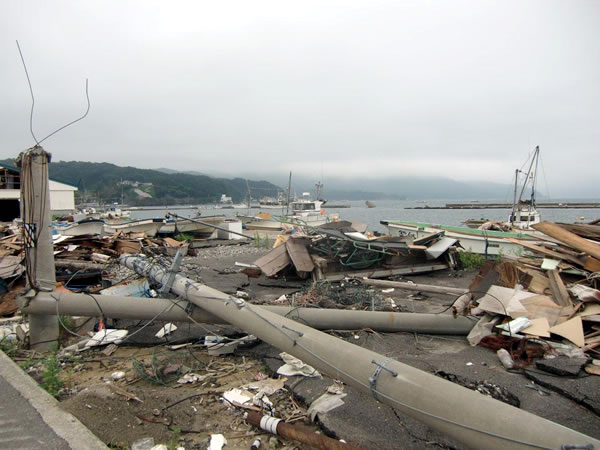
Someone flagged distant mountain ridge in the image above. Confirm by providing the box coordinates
[0,158,280,206]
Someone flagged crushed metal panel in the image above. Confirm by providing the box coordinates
[424,237,457,260]
[254,244,291,277]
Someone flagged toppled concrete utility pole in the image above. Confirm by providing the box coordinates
[20,291,475,335]
[17,147,59,350]
[121,254,599,449]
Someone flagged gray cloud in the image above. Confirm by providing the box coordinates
[1,0,598,196]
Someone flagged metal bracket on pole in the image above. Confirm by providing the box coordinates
[369,358,398,399]
[159,245,188,296]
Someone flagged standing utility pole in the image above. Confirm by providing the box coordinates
[17,146,59,350]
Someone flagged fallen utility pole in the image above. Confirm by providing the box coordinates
[120,254,599,449]
[19,292,475,335]
[361,278,468,296]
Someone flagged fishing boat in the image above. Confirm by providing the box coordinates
[104,218,165,237]
[164,215,227,237]
[382,146,545,256]
[284,193,339,227]
[365,200,376,208]
[55,218,106,236]
[380,220,542,256]
[237,212,284,231]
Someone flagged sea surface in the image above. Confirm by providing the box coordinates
[129,199,600,233]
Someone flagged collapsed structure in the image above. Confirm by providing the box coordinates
[1,146,600,449]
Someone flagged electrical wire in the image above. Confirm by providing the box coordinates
[15,40,39,145]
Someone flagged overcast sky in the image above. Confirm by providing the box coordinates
[2,1,598,195]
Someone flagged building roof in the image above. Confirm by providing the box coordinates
[0,163,78,189]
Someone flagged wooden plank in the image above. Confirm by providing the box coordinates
[285,238,314,273]
[517,267,550,295]
[532,221,600,260]
[254,244,291,277]
[504,237,584,266]
[546,269,572,307]
[584,257,600,273]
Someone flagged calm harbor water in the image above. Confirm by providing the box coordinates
[129,199,600,233]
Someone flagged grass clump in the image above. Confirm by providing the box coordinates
[459,250,486,269]
[40,353,64,398]
[175,233,194,242]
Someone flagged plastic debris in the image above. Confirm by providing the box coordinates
[208,434,227,450]
[155,323,177,338]
[277,353,321,377]
[177,373,209,384]
[111,371,126,381]
[84,329,128,348]
[497,349,514,369]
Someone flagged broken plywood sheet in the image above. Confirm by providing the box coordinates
[578,304,600,318]
[549,316,585,347]
[519,295,562,326]
[254,244,291,277]
[285,237,314,273]
[517,268,550,295]
[522,318,551,338]
[547,269,572,307]
[424,237,457,260]
[476,285,533,317]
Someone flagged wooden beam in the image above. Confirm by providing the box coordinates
[532,221,600,260]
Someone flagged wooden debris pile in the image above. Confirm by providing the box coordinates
[465,221,600,374]
[252,221,460,281]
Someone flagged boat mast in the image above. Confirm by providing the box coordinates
[286,171,292,216]
[516,146,539,213]
[529,146,540,211]
[511,169,519,225]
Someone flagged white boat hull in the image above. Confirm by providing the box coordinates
[384,222,538,257]
[104,219,164,237]
[56,220,105,237]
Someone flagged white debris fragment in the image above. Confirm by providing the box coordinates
[381,288,394,293]
[111,371,126,381]
[222,388,253,405]
[307,392,347,421]
[84,329,128,348]
[244,377,287,396]
[277,353,321,377]
[177,373,209,384]
[155,323,177,338]
[208,434,227,450]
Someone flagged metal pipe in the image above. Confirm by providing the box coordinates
[246,411,359,450]
[120,255,599,449]
[361,278,468,296]
[19,292,475,335]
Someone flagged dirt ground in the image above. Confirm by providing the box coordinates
[10,243,600,449]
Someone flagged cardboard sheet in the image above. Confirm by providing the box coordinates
[521,318,551,338]
[476,285,534,317]
[549,316,585,347]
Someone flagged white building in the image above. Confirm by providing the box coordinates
[0,164,78,221]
